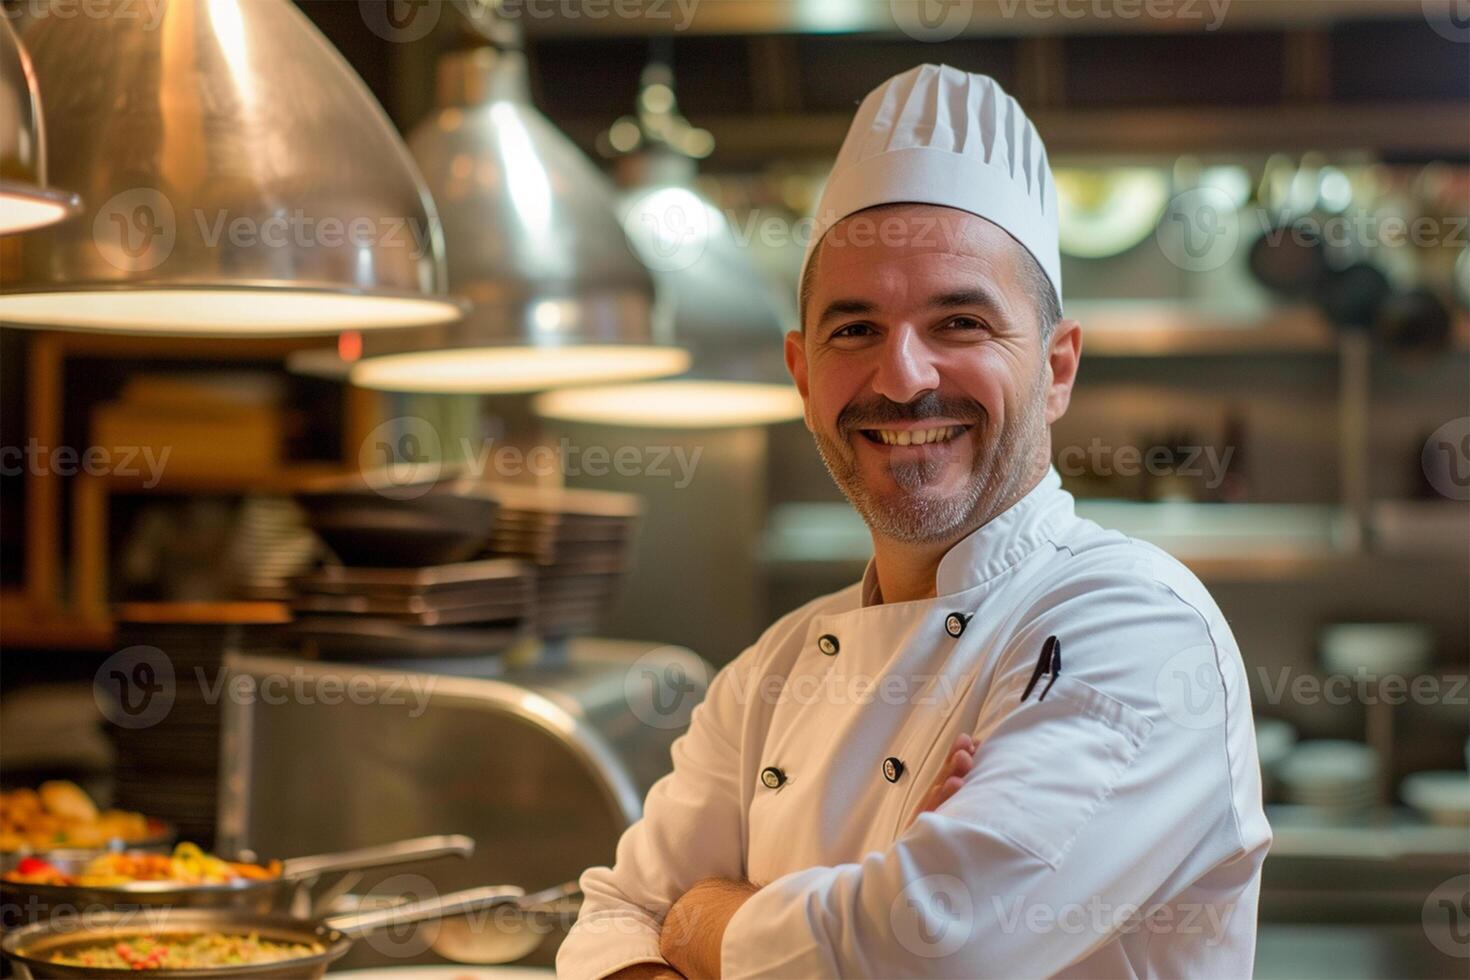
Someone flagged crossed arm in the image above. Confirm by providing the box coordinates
[606,734,979,980]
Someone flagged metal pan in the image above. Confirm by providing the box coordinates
[1,835,475,928]
[1,883,530,979]
[0,820,176,874]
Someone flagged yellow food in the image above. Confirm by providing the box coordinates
[38,781,98,824]
[49,931,321,969]
[0,782,156,851]
[3,842,281,887]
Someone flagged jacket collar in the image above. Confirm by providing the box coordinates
[860,466,1072,607]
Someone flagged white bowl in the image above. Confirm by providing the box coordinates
[1279,740,1378,792]
[1402,771,1470,827]
[1319,622,1433,677]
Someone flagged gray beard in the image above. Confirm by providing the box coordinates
[812,376,1048,545]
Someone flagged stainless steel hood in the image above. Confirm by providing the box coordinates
[0,17,80,235]
[353,43,686,394]
[0,0,463,335]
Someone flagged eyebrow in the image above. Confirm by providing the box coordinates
[814,286,1007,331]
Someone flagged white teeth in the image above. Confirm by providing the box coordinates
[873,426,962,446]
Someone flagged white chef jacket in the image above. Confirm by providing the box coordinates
[558,467,1271,979]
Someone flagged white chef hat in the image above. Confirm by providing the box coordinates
[800,63,1061,309]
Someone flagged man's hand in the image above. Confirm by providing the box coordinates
[905,732,976,830]
[658,877,759,979]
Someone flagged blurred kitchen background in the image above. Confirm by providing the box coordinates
[0,0,1467,976]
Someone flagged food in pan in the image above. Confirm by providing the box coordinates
[2,842,281,887]
[0,782,159,850]
[47,931,322,970]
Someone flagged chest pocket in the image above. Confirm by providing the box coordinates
[968,675,1152,869]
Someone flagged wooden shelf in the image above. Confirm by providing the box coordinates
[0,592,115,651]
[98,463,353,495]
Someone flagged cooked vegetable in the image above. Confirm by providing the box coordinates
[48,931,322,969]
[2,842,281,887]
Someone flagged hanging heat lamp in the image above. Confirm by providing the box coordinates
[351,10,684,394]
[0,17,80,235]
[533,61,802,429]
[0,0,462,335]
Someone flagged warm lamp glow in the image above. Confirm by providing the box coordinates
[350,345,690,394]
[535,380,805,429]
[0,187,80,235]
[0,289,464,335]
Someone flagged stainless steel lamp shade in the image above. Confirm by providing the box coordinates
[533,67,801,429]
[0,17,80,235]
[351,46,685,393]
[0,0,463,335]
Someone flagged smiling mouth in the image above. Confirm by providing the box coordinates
[859,425,971,447]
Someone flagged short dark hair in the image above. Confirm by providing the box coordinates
[799,225,1062,340]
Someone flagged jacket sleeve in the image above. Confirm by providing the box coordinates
[557,651,754,980]
[719,576,1265,979]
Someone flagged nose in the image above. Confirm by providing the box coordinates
[870,324,940,405]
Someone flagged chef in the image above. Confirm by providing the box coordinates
[557,63,1271,980]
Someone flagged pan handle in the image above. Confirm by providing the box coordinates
[325,884,526,937]
[515,879,582,913]
[279,834,475,880]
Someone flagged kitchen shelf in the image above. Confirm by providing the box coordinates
[522,0,1420,37]
[761,499,1465,584]
[560,101,1470,164]
[96,463,352,495]
[1266,805,1469,862]
[1073,301,1336,357]
[1035,302,1467,358]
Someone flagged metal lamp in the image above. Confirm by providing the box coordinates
[0,0,463,335]
[351,27,685,394]
[533,63,802,429]
[0,17,80,235]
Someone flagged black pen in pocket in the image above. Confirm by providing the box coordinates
[1020,635,1061,703]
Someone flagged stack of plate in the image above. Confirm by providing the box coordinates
[1278,740,1380,819]
[483,484,641,637]
[106,614,286,849]
[226,496,321,600]
[289,560,534,660]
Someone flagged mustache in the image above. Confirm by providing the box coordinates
[837,392,986,433]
